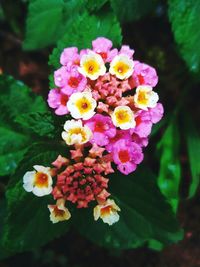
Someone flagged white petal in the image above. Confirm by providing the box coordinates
[102,212,120,225]
[23,182,33,192]
[33,165,50,174]
[23,171,35,183]
[32,186,52,197]
[63,119,82,131]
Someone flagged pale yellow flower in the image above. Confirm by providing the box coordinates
[109,54,134,80]
[93,199,120,226]
[23,165,53,197]
[62,119,92,145]
[134,85,159,110]
[78,51,106,80]
[67,91,97,120]
[48,199,71,224]
[111,106,135,130]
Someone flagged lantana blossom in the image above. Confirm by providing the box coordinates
[131,61,158,87]
[23,37,164,226]
[111,106,136,130]
[60,47,80,66]
[23,165,53,197]
[133,85,159,110]
[85,114,116,146]
[48,199,71,223]
[78,51,106,80]
[61,66,87,95]
[67,91,97,120]
[62,119,92,145]
[109,54,134,80]
[93,199,120,225]
[47,88,69,115]
[112,139,143,175]
[92,37,118,63]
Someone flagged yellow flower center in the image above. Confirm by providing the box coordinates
[113,62,130,76]
[68,127,87,142]
[137,90,149,105]
[75,97,93,114]
[115,109,132,124]
[34,172,49,188]
[101,205,113,216]
[83,60,100,75]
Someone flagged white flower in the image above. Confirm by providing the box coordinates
[109,54,134,80]
[67,91,97,120]
[133,85,159,110]
[48,199,71,224]
[93,199,120,226]
[62,119,92,145]
[78,51,106,80]
[23,165,53,197]
[111,106,135,130]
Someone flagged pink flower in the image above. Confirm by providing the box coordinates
[112,139,143,175]
[119,45,134,58]
[61,66,87,95]
[60,47,80,66]
[131,61,158,87]
[149,103,164,123]
[130,103,164,138]
[92,37,118,62]
[54,66,68,87]
[85,114,116,146]
[106,130,132,153]
[131,111,152,138]
[132,133,149,147]
[47,88,69,115]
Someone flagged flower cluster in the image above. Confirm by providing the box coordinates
[23,37,163,226]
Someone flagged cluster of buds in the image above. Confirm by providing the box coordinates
[23,37,163,226]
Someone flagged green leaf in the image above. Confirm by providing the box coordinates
[86,0,108,11]
[168,0,200,73]
[110,0,156,23]
[0,126,28,176]
[23,0,64,50]
[23,0,86,50]
[0,200,11,259]
[15,111,55,138]
[0,142,70,256]
[0,75,47,121]
[184,118,200,198]
[0,75,47,176]
[157,120,181,212]
[74,166,183,249]
[49,11,122,69]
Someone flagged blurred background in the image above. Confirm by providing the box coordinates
[0,0,200,266]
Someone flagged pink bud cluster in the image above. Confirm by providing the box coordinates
[51,144,113,208]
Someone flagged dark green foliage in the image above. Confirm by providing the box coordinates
[157,119,181,212]
[184,117,200,198]
[110,0,156,23]
[15,112,55,138]
[86,0,108,11]
[23,0,65,50]
[168,0,200,74]
[0,75,47,176]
